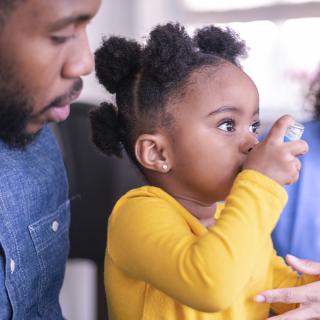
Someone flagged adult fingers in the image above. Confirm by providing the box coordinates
[266,305,315,320]
[286,254,320,275]
[255,285,309,304]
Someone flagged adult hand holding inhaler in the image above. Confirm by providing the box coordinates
[243,115,308,186]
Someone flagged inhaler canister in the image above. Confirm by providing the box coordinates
[284,121,304,142]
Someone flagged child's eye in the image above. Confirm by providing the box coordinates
[218,120,235,132]
[249,121,261,134]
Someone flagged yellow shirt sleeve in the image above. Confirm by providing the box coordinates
[108,170,287,313]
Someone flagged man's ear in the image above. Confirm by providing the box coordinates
[135,134,171,173]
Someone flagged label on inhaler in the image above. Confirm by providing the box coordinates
[284,121,304,142]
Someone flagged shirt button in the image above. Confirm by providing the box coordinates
[10,259,15,274]
[51,221,59,232]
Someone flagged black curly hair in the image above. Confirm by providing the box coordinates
[90,22,247,167]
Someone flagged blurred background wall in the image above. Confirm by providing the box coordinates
[55,1,320,319]
[82,0,320,124]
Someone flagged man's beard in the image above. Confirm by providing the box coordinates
[0,57,83,149]
[0,68,37,149]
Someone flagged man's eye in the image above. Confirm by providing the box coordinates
[50,35,71,45]
[218,120,235,132]
[249,121,261,134]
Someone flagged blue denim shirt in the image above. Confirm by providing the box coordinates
[0,126,70,319]
[272,120,320,261]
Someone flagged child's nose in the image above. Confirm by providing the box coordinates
[240,133,259,155]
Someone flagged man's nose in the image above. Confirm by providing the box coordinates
[62,33,95,79]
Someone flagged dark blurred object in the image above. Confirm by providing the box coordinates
[51,102,144,320]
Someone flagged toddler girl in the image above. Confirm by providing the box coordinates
[90,22,312,320]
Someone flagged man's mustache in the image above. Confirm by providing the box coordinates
[49,78,83,107]
[37,79,83,116]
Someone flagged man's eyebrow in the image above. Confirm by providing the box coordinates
[48,14,92,31]
[252,108,259,116]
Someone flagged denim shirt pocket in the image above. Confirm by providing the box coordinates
[28,200,70,316]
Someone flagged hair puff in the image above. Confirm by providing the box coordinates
[95,36,142,94]
[90,102,123,157]
[194,26,247,65]
[142,23,195,84]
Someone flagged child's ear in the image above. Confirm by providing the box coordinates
[135,134,171,173]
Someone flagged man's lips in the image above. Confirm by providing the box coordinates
[48,89,82,122]
[49,105,71,122]
[51,87,82,108]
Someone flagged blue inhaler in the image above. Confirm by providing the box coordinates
[284,121,304,142]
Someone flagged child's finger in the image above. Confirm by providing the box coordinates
[264,115,294,143]
[286,140,309,157]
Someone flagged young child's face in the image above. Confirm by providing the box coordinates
[167,62,260,203]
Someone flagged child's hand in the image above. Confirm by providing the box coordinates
[243,115,308,186]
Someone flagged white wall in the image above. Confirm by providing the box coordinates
[79,0,135,104]
[60,260,97,320]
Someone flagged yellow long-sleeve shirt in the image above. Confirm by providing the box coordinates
[105,170,315,320]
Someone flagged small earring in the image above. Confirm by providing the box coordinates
[162,164,168,171]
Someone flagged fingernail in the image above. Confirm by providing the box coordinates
[287,254,298,262]
[254,295,265,303]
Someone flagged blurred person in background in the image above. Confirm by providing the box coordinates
[272,69,320,261]
[0,0,101,318]
[255,69,320,319]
